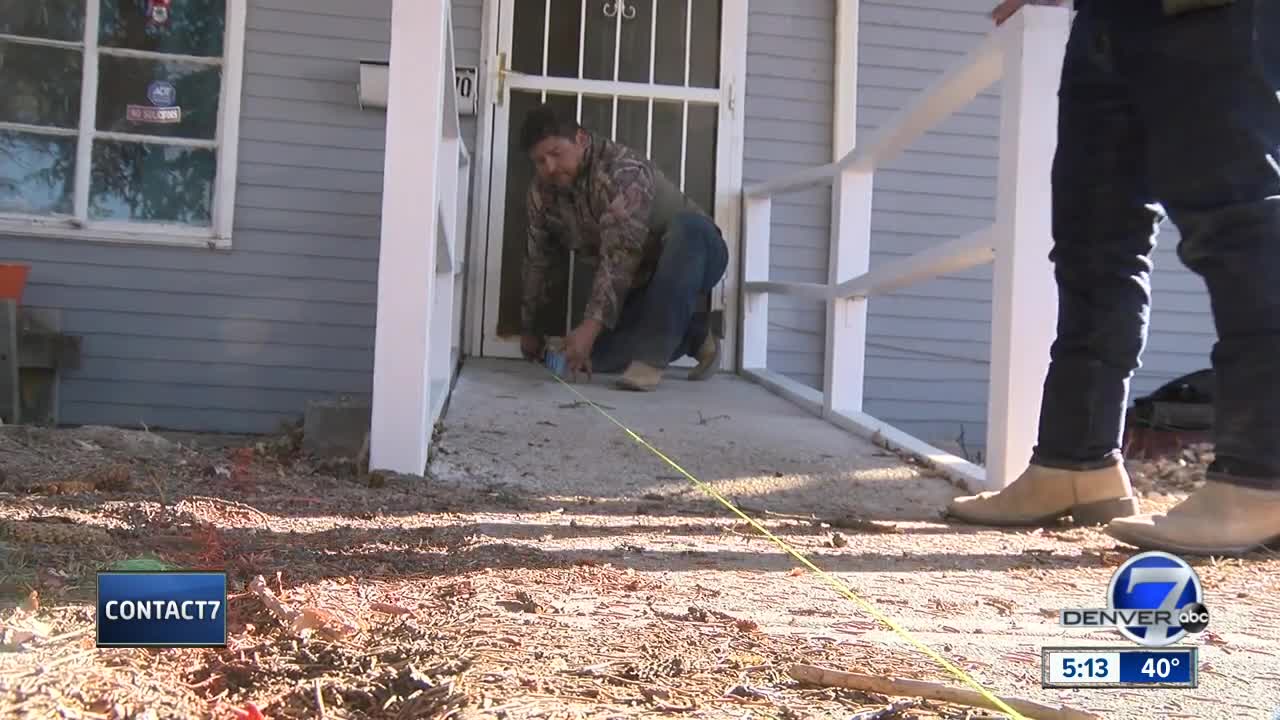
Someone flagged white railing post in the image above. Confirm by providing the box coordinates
[370,0,449,476]
[739,195,772,370]
[824,0,869,417]
[826,169,871,416]
[985,6,1070,491]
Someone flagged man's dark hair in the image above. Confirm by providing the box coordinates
[519,103,581,154]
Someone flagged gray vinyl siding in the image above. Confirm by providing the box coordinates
[0,0,482,434]
[746,0,834,391]
[1,0,1215,442]
[781,0,1217,456]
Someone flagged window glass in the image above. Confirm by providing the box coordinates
[96,56,221,139]
[0,131,77,215]
[0,42,83,128]
[0,0,86,42]
[89,140,215,224]
[99,0,226,57]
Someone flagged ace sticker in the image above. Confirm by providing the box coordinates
[147,81,176,107]
[130,80,180,124]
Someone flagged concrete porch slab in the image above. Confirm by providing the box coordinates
[432,358,961,521]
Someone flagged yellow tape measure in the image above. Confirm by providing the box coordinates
[547,370,1027,720]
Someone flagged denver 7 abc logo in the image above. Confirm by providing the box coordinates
[1060,551,1210,647]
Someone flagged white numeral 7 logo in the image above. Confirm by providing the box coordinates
[1126,566,1194,641]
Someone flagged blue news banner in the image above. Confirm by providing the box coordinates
[1041,646,1198,688]
[97,572,228,648]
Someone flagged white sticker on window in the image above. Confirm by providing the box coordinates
[127,105,182,123]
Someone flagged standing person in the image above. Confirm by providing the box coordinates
[947,0,1280,556]
[517,103,728,391]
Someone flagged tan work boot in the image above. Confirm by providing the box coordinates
[617,361,663,391]
[946,463,1139,526]
[1105,480,1280,556]
[688,334,721,381]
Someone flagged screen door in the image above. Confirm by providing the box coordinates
[479,0,735,359]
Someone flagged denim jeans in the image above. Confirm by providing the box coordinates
[590,210,729,373]
[1033,0,1280,490]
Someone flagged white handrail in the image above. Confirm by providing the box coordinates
[743,21,1009,199]
[738,6,1071,493]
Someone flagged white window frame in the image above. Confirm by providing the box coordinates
[0,0,246,249]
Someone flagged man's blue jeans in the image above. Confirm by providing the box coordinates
[1034,0,1280,490]
[590,211,729,373]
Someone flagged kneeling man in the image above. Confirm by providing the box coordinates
[518,103,728,391]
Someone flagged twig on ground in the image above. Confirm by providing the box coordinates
[849,699,923,720]
[187,495,271,524]
[43,626,92,644]
[788,664,1101,720]
[314,678,326,718]
[697,411,731,425]
[731,503,901,534]
[558,400,615,411]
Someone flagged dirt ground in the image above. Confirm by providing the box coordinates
[1,364,1278,720]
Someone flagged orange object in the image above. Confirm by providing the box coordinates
[0,263,30,302]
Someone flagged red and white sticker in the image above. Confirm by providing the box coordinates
[148,0,171,26]
[127,105,181,124]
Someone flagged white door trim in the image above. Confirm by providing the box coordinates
[465,0,750,368]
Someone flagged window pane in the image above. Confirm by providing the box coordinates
[0,41,83,127]
[688,0,720,88]
[653,0,686,86]
[616,98,648,158]
[545,0,580,79]
[581,0,615,81]
[616,0,652,84]
[0,130,76,215]
[90,140,215,225]
[579,94,611,138]
[96,55,221,139]
[651,101,681,189]
[99,0,226,57]
[0,0,85,42]
[510,0,543,74]
[685,103,717,213]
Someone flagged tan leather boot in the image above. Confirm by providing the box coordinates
[1105,480,1280,556]
[688,334,721,381]
[617,361,663,391]
[946,463,1140,526]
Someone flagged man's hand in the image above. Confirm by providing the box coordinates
[991,0,1067,25]
[563,319,603,382]
[521,334,545,362]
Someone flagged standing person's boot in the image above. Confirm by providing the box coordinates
[1106,482,1280,556]
[946,463,1140,526]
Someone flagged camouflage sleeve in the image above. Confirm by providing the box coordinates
[520,184,553,335]
[584,162,655,329]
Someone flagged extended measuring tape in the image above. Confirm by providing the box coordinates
[542,365,1028,720]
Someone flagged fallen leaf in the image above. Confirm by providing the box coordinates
[292,607,358,638]
[2,617,52,647]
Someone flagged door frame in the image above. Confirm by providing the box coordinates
[464,0,750,367]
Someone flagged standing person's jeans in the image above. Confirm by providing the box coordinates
[1034,0,1280,490]
[590,211,728,373]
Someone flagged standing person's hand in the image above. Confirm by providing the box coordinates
[991,0,1068,25]
[563,320,602,382]
[521,334,545,362]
